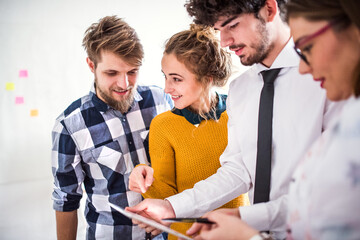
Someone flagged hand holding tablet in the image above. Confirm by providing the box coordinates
[109,203,194,240]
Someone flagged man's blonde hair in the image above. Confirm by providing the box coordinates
[82,16,144,67]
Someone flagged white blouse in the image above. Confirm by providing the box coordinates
[288,97,360,240]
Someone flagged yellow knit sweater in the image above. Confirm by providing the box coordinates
[143,110,249,239]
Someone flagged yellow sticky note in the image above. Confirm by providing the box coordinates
[6,82,15,91]
[30,109,39,117]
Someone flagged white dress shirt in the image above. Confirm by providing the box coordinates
[166,39,344,239]
[288,97,360,240]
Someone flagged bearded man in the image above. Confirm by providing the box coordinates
[51,16,173,240]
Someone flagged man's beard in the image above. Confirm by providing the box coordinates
[231,17,274,66]
[95,78,136,114]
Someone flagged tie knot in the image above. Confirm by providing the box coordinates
[260,68,282,84]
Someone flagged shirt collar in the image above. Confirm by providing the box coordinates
[254,38,300,74]
[172,93,227,125]
[90,83,143,113]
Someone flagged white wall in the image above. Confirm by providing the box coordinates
[0,0,194,185]
[0,1,193,238]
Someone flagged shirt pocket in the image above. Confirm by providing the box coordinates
[90,141,128,175]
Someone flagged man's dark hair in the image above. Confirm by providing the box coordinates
[185,0,287,26]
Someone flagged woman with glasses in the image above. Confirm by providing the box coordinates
[187,0,360,239]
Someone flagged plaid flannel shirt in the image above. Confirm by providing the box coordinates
[52,85,173,240]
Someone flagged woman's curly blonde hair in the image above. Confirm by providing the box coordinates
[164,24,232,119]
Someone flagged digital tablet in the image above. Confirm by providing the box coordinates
[109,203,193,240]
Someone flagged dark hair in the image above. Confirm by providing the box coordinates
[82,16,144,67]
[286,0,360,97]
[164,24,232,118]
[185,0,287,26]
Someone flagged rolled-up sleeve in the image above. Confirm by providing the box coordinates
[51,119,84,212]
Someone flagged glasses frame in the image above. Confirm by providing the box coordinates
[293,20,339,65]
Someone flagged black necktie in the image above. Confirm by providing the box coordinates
[253,68,281,204]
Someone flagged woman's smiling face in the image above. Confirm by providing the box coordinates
[161,53,204,111]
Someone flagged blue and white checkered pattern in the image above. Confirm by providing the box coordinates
[52,85,173,240]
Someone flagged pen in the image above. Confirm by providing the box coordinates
[162,218,215,224]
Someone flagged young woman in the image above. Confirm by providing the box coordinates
[128,24,249,239]
[187,0,360,239]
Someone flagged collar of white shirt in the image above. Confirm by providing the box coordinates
[254,38,299,74]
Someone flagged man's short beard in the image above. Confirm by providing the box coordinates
[240,17,274,66]
[95,79,137,114]
[101,88,135,114]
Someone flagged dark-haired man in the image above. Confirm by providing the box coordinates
[51,16,172,240]
[126,0,344,239]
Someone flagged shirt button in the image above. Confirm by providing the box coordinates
[122,118,126,122]
[129,141,132,145]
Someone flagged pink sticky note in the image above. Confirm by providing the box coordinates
[19,70,28,78]
[15,96,24,104]
[30,109,39,117]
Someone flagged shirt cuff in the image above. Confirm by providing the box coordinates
[240,203,270,231]
[166,193,196,218]
[135,164,148,167]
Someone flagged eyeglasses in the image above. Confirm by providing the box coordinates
[293,20,339,65]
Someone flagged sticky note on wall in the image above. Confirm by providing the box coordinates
[6,82,15,91]
[15,96,24,104]
[19,70,28,78]
[30,109,39,117]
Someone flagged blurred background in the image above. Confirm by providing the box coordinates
[0,0,248,239]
